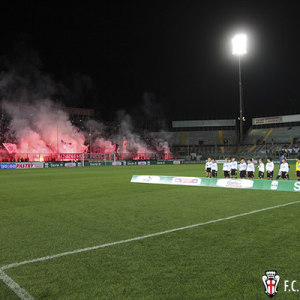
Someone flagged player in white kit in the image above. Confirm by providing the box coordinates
[266,157,274,180]
[279,158,289,180]
[205,157,212,178]
[238,157,247,179]
[247,159,255,178]
[257,158,265,179]
[211,159,218,178]
[230,157,238,179]
[223,158,231,178]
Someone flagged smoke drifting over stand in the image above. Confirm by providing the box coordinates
[2,100,171,160]
[0,45,171,161]
[3,100,87,154]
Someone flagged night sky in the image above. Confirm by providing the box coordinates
[1,1,299,123]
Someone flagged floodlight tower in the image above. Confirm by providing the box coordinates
[232,33,247,144]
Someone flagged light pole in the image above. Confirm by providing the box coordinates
[232,33,247,144]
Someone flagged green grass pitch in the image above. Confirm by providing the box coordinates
[1,164,299,299]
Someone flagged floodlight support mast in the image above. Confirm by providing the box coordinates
[238,56,243,144]
[232,33,246,145]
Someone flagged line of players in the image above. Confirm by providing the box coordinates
[205,156,300,180]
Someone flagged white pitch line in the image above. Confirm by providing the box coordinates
[0,269,34,300]
[2,200,300,273]
[1,201,300,300]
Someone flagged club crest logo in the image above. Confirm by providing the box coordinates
[262,270,280,297]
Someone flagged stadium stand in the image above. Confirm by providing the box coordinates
[151,118,238,159]
[150,115,300,160]
[152,130,236,147]
[240,114,300,158]
[245,126,300,144]
[1,110,299,161]
[243,128,271,145]
[266,126,300,144]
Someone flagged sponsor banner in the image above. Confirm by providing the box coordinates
[131,175,300,192]
[45,162,64,168]
[34,162,44,169]
[0,163,16,169]
[16,162,44,169]
[131,175,162,184]
[127,161,138,165]
[150,160,176,165]
[65,162,76,168]
[270,180,279,190]
[252,114,300,125]
[88,162,102,166]
[125,161,151,165]
[216,179,254,189]
[183,161,202,164]
[1,159,183,169]
[172,119,236,128]
[172,177,201,186]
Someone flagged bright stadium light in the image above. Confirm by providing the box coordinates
[232,33,247,55]
[232,33,247,144]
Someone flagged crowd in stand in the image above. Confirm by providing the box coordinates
[276,145,299,155]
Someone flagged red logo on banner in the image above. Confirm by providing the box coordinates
[16,163,34,169]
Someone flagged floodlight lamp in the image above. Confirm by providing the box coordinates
[232,33,247,56]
